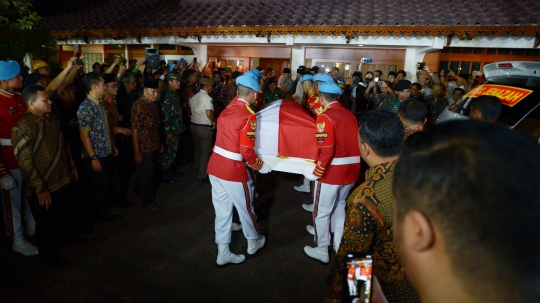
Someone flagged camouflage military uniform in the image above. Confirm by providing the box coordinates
[161,85,184,172]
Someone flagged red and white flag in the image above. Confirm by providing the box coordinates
[255,99,317,174]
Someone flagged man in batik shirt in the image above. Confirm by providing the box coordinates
[326,110,419,303]
[211,71,227,117]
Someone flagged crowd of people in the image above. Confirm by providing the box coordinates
[1,54,539,303]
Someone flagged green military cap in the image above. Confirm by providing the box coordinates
[167,73,180,81]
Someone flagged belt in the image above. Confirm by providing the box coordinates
[0,139,12,146]
[331,156,361,165]
[191,122,213,127]
[213,146,243,161]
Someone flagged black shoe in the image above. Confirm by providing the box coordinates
[162,176,176,183]
[170,171,184,178]
[81,226,94,234]
[103,214,122,222]
[114,202,133,209]
[198,178,209,183]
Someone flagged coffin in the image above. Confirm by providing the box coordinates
[254,99,317,174]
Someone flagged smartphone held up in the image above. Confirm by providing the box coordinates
[342,253,374,303]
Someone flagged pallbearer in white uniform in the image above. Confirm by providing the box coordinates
[301,81,361,263]
[207,75,272,267]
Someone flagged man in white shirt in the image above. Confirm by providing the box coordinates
[189,78,215,181]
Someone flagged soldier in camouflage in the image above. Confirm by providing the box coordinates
[161,73,184,183]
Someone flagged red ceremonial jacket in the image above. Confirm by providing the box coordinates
[207,98,264,182]
[307,95,324,117]
[0,89,27,177]
[312,101,360,185]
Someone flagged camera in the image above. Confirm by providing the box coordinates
[74,58,84,66]
[444,69,451,76]
[418,62,425,70]
[193,57,197,62]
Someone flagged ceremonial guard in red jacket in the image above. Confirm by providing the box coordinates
[301,81,360,263]
[0,60,37,256]
[295,73,334,194]
[207,75,272,267]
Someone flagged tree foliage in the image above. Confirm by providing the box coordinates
[0,0,57,65]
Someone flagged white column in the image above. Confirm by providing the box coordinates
[291,46,305,79]
[189,44,208,71]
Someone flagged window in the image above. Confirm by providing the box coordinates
[497,49,511,55]
[450,62,460,73]
[472,62,481,72]
[82,53,103,73]
[526,49,539,56]
[460,62,471,74]
[487,49,497,54]
[439,61,449,70]
[462,48,473,54]
[512,49,525,56]
[473,48,483,54]
[450,47,461,54]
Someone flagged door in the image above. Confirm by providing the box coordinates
[259,58,291,80]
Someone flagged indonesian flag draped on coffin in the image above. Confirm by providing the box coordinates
[254,100,317,174]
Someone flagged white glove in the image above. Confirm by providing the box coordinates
[0,175,16,190]
[300,169,318,181]
[258,163,272,174]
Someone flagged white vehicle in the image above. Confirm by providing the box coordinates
[437,61,540,140]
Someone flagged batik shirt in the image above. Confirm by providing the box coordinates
[425,96,449,125]
[131,97,161,153]
[11,112,75,196]
[77,95,114,158]
[327,161,419,303]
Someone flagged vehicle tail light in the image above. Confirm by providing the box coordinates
[497,63,513,68]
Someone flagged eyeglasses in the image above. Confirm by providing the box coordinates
[106,85,119,88]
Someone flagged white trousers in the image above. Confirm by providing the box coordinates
[312,181,354,247]
[1,169,34,237]
[210,169,260,244]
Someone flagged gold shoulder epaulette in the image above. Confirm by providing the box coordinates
[245,104,255,115]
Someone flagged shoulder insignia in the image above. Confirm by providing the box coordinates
[250,120,257,130]
[245,104,255,114]
[14,92,22,95]
[317,122,325,133]
[315,106,325,116]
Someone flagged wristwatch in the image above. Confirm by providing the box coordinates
[90,155,98,160]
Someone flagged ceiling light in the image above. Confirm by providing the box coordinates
[358,44,364,46]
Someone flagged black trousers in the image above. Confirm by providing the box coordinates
[116,137,133,201]
[135,152,160,206]
[28,184,78,259]
[84,155,122,222]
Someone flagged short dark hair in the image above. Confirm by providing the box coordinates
[398,100,427,124]
[237,84,254,97]
[453,87,466,95]
[120,73,136,84]
[265,67,274,73]
[411,82,422,90]
[394,120,540,302]
[92,62,101,69]
[397,70,406,77]
[374,69,383,75]
[85,72,103,92]
[319,92,339,103]
[359,110,404,157]
[183,69,196,79]
[470,96,502,121]
[22,84,45,106]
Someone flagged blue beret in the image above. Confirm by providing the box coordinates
[249,68,262,79]
[312,73,333,83]
[244,70,258,80]
[318,81,342,95]
[236,75,261,93]
[300,74,313,83]
[0,60,20,81]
